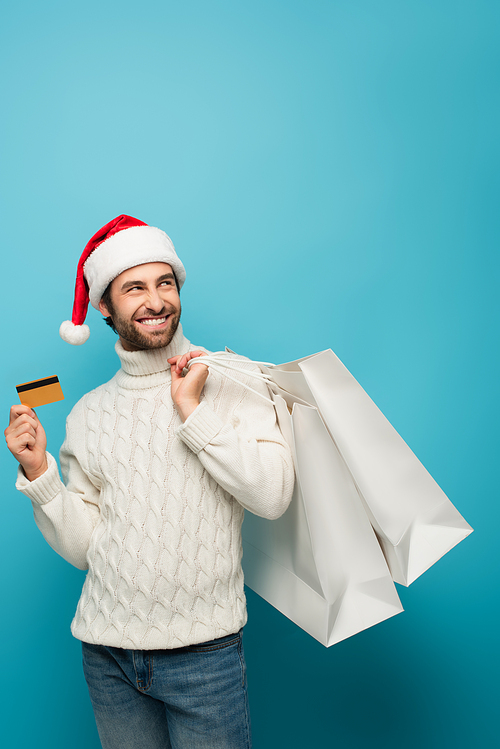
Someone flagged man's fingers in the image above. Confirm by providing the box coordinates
[179,351,207,374]
[188,360,209,376]
[5,430,36,457]
[168,351,207,375]
[17,433,37,450]
[9,404,36,425]
[7,413,38,434]
[5,404,47,478]
[9,421,38,440]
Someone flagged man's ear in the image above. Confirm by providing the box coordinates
[99,299,110,317]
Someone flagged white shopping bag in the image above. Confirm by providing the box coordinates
[190,349,471,645]
[242,391,403,647]
[260,350,473,586]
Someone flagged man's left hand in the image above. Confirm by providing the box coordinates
[168,351,209,422]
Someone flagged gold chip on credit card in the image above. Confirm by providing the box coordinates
[16,376,64,408]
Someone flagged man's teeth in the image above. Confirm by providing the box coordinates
[139,317,167,326]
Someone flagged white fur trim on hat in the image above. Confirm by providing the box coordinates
[84,225,186,310]
[59,320,91,345]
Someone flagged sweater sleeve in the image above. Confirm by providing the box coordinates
[175,367,295,520]
[16,428,101,570]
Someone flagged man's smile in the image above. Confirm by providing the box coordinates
[136,315,169,328]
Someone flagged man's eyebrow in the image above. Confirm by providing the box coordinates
[120,279,145,291]
[120,273,175,291]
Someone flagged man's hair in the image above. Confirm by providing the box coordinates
[101,283,118,334]
[100,272,180,334]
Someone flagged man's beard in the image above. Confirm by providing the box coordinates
[108,302,181,351]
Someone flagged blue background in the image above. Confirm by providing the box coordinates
[1,1,498,746]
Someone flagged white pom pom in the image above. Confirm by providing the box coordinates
[59,320,90,345]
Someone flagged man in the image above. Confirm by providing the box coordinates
[5,215,294,749]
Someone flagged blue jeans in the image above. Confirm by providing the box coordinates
[82,631,251,749]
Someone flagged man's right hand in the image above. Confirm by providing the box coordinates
[5,405,48,481]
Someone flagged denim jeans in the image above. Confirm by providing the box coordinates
[82,631,251,749]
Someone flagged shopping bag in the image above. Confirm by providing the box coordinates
[188,349,471,644]
[242,390,403,647]
[259,350,473,586]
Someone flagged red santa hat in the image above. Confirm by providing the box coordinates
[59,214,186,345]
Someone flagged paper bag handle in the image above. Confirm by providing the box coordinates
[186,353,276,404]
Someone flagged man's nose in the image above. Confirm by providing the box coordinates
[145,288,165,312]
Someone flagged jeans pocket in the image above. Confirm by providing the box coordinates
[186,630,242,653]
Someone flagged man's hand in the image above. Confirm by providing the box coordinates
[5,405,48,481]
[168,351,209,422]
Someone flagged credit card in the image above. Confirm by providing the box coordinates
[16,376,64,408]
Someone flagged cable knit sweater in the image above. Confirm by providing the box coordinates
[17,326,294,649]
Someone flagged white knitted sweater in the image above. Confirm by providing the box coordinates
[17,326,294,649]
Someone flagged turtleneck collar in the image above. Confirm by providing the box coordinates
[114,323,192,389]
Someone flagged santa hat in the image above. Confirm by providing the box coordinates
[59,214,186,345]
